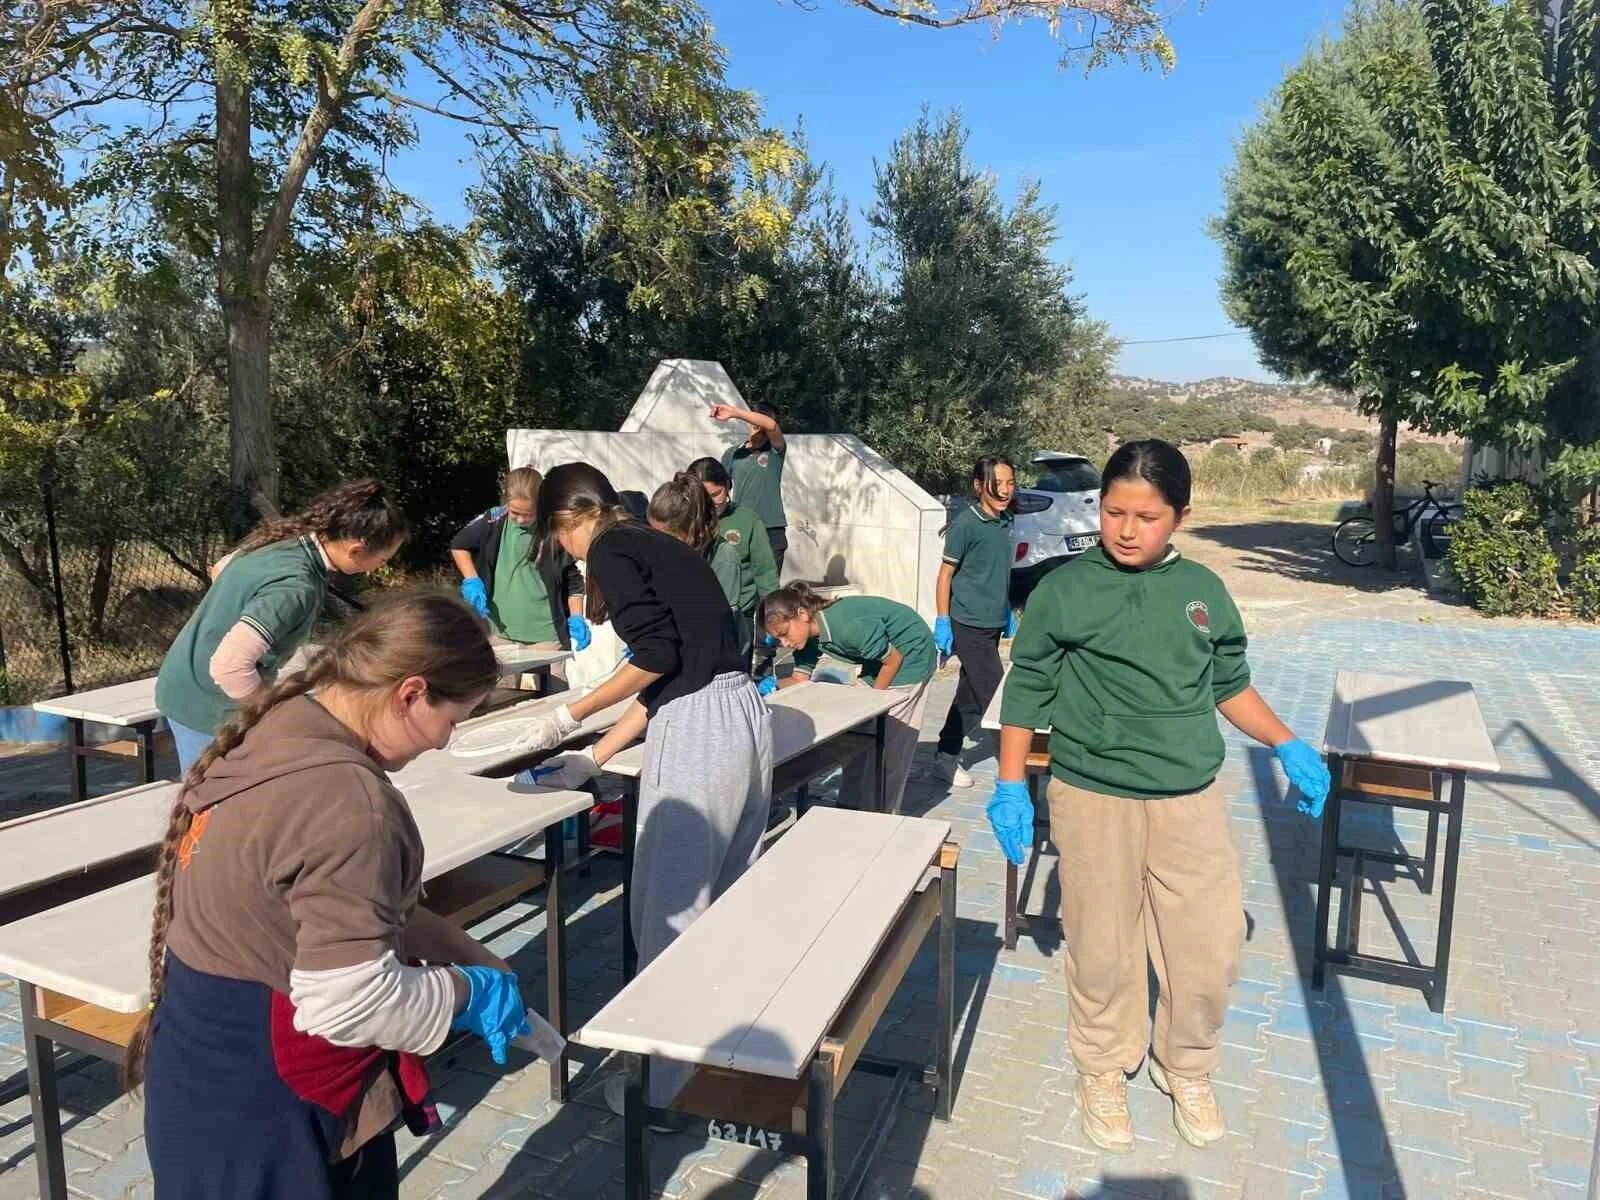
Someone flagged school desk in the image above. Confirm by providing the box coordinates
[1314,670,1499,1013]
[32,677,166,804]
[599,680,904,978]
[0,774,593,1200]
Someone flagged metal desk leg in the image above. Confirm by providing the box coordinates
[936,846,957,1121]
[20,982,67,1200]
[1312,754,1343,991]
[622,780,638,981]
[1421,773,1442,894]
[68,717,87,805]
[137,720,157,784]
[623,1052,648,1200]
[545,823,568,1101]
[874,714,889,814]
[1428,769,1467,1013]
[807,1054,837,1200]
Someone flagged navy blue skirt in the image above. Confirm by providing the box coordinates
[144,953,398,1200]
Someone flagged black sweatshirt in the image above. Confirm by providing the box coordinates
[586,522,744,714]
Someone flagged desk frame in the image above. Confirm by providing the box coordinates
[1312,753,1465,1013]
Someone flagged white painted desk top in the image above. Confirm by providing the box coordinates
[576,807,950,1078]
[1322,671,1500,773]
[0,781,178,902]
[396,689,632,786]
[491,641,573,675]
[600,681,903,781]
[0,778,592,1013]
[32,676,161,726]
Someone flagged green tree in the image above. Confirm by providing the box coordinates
[1217,0,1600,567]
[864,109,1085,491]
[3,1,798,519]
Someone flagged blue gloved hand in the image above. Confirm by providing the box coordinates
[986,779,1034,866]
[450,966,530,1066]
[1004,608,1019,638]
[566,614,591,651]
[933,616,954,656]
[759,632,778,650]
[459,577,490,618]
[1276,739,1332,819]
[757,675,778,697]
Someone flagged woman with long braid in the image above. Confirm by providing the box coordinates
[128,591,532,1199]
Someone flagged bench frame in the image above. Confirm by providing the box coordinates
[1312,755,1465,1013]
[1003,737,1059,951]
[618,840,958,1200]
[64,716,167,804]
[617,714,890,979]
[16,834,569,1200]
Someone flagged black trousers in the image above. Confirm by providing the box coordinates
[767,526,787,575]
[937,621,1005,756]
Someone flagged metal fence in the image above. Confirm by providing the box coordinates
[0,473,226,706]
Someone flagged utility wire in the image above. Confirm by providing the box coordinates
[1118,331,1250,346]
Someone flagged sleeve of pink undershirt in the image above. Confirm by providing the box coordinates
[209,620,272,700]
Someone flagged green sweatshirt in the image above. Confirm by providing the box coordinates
[717,501,780,610]
[999,545,1251,799]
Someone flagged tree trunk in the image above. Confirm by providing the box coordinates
[88,538,115,640]
[215,27,278,524]
[1375,411,1399,571]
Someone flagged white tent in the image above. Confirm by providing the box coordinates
[506,360,948,622]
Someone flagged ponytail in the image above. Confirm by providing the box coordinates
[233,479,409,557]
[648,473,720,560]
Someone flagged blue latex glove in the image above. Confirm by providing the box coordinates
[1276,739,1332,819]
[933,616,954,656]
[566,614,591,651]
[757,675,778,697]
[986,780,1033,866]
[459,577,490,618]
[450,966,530,1066]
[759,632,778,650]
[1004,608,1019,638]
[621,646,633,661]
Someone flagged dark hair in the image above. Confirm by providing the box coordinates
[1102,438,1191,513]
[753,402,779,421]
[686,457,733,490]
[536,462,632,622]
[758,581,836,630]
[125,589,496,1088]
[972,456,1015,499]
[649,473,720,559]
[234,479,409,556]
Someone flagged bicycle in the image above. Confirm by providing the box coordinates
[1332,480,1465,567]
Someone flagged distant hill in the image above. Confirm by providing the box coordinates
[1109,375,1358,411]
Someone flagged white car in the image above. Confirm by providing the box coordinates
[1010,452,1102,604]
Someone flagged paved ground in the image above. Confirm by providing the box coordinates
[2,535,1598,1198]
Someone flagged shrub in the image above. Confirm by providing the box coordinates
[1448,482,1562,617]
[1568,526,1600,621]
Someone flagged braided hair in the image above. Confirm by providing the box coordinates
[232,478,409,557]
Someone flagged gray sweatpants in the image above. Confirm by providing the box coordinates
[839,678,931,815]
[633,671,773,1104]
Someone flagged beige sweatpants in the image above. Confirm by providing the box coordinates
[840,678,930,815]
[1047,777,1244,1079]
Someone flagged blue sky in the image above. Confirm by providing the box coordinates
[394,0,1354,382]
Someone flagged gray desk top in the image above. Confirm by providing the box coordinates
[1322,671,1499,773]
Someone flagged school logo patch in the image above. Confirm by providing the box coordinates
[1185,600,1211,634]
[725,529,742,545]
[758,453,770,467]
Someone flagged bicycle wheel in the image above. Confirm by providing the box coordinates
[1333,517,1379,566]
[1422,509,1461,559]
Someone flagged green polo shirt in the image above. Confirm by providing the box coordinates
[793,596,936,687]
[943,503,1014,629]
[716,501,780,610]
[155,536,329,734]
[491,521,559,644]
[722,441,787,530]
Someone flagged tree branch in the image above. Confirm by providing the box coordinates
[842,0,1160,32]
[249,0,390,283]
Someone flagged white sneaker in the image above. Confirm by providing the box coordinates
[933,753,975,789]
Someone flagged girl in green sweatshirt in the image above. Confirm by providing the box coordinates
[991,439,1331,1155]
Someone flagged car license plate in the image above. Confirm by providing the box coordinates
[1067,533,1100,552]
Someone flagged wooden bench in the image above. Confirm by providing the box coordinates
[32,677,169,803]
[1314,671,1499,1013]
[0,778,593,1200]
[576,807,958,1200]
[600,681,904,978]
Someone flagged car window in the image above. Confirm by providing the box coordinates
[1033,463,1101,493]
